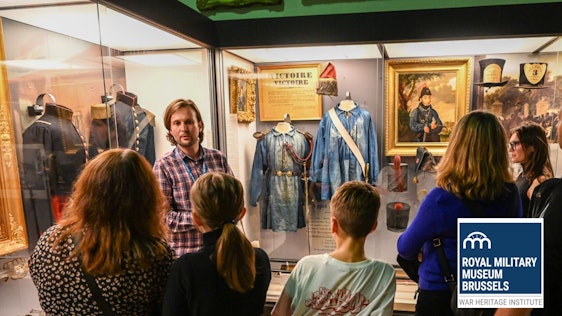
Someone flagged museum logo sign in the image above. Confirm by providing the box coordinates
[456,218,543,309]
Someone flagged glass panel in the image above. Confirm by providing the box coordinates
[0,2,208,254]
[0,2,208,313]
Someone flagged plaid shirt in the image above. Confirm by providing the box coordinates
[153,146,233,256]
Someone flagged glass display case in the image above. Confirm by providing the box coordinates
[0,2,216,313]
[0,1,215,258]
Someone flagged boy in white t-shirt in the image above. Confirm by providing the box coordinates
[272,181,396,316]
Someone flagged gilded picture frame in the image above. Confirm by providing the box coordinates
[385,57,472,156]
[0,67,28,256]
[228,66,256,123]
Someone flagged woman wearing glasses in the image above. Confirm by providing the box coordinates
[509,122,554,217]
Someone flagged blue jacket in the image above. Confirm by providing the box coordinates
[311,103,379,200]
[250,125,310,232]
[89,91,156,165]
[397,184,521,291]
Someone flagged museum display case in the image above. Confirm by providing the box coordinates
[0,1,216,314]
[0,1,215,256]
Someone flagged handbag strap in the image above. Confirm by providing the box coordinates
[73,237,117,316]
[433,198,485,291]
[82,268,117,316]
[328,107,369,182]
[434,190,519,292]
[433,237,456,291]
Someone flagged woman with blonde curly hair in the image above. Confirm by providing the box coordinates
[398,110,522,316]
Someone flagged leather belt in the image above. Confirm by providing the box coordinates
[276,170,294,177]
[270,170,300,177]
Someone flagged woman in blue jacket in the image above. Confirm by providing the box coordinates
[397,110,522,316]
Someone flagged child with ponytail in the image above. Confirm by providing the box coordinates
[162,172,271,316]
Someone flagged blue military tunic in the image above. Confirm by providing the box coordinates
[89,91,155,165]
[311,103,379,200]
[409,103,443,142]
[22,103,93,247]
[250,125,311,232]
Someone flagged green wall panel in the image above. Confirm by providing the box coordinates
[180,0,561,21]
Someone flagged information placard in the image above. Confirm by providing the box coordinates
[257,64,322,121]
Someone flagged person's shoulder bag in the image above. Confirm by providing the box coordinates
[441,193,518,316]
[396,253,420,284]
[73,237,117,316]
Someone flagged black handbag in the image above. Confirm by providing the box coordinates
[396,253,420,283]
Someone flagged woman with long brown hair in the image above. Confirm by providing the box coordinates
[509,122,554,217]
[29,148,174,315]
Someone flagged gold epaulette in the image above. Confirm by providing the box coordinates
[253,129,271,140]
[296,129,313,141]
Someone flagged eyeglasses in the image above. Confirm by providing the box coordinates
[508,141,521,150]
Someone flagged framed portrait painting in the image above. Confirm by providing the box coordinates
[228,66,256,123]
[385,57,472,156]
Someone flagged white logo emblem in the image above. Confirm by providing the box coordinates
[463,231,492,250]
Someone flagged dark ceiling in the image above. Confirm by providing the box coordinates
[177,0,560,22]
[95,0,562,50]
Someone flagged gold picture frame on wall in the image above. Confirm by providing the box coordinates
[228,66,256,123]
[385,57,472,156]
[0,81,28,256]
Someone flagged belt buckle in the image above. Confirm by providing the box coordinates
[286,170,293,177]
[276,170,283,176]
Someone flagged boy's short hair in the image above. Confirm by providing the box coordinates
[330,181,381,239]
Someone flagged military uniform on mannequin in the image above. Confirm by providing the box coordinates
[114,91,156,165]
[89,91,156,164]
[311,94,379,200]
[22,101,95,247]
[250,116,313,232]
[89,97,115,156]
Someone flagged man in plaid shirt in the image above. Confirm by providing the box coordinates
[154,99,233,257]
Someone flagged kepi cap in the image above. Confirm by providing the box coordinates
[316,62,338,96]
[413,146,436,183]
[91,95,114,120]
[418,84,431,100]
